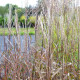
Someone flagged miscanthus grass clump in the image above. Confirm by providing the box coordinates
[0,0,80,80]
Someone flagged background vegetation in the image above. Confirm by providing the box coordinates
[0,4,36,28]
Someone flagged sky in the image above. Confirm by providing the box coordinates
[76,0,80,6]
[0,0,38,8]
[0,0,80,8]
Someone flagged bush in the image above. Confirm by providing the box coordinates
[19,16,36,27]
[20,15,26,27]
[28,16,36,27]
[19,15,26,27]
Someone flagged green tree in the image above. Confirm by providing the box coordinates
[0,6,8,17]
[17,8,25,19]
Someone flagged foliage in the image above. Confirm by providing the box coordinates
[17,8,25,19]
[0,16,4,26]
[0,6,8,17]
[28,16,36,27]
[0,0,80,80]
[20,15,26,24]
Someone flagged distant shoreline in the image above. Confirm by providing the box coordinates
[0,28,35,35]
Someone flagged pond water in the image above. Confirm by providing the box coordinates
[0,35,35,56]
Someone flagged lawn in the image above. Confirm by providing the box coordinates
[0,27,35,35]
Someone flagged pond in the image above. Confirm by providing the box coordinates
[0,35,35,56]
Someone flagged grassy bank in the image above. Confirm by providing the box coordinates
[0,28,35,35]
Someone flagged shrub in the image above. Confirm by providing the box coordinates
[20,15,26,23]
[20,15,26,27]
[28,16,36,27]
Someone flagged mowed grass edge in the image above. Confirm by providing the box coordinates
[0,28,35,35]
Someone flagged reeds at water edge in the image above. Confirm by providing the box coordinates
[0,0,80,80]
